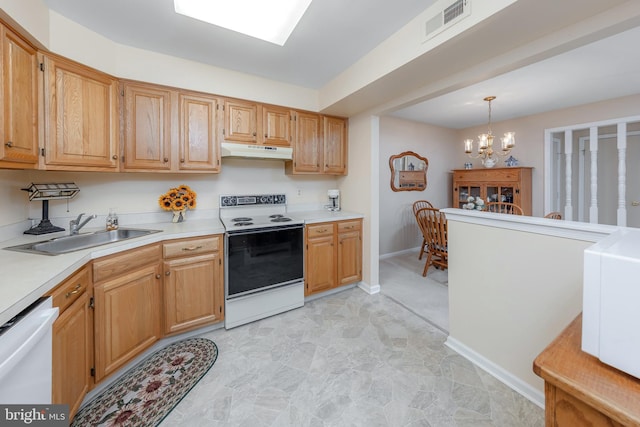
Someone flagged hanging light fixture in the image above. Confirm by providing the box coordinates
[464,96,515,168]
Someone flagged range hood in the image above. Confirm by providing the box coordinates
[221,142,292,160]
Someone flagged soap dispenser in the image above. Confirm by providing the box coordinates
[106,208,119,231]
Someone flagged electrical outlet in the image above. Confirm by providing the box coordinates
[297,189,302,197]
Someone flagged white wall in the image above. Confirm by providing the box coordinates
[0,162,339,229]
[340,114,379,292]
[444,210,616,403]
[379,116,458,256]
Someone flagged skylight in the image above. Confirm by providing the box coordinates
[174,0,313,46]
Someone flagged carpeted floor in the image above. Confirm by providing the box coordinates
[380,250,450,332]
[72,338,217,427]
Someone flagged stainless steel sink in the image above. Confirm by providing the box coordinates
[4,228,162,255]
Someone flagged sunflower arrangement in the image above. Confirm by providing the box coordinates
[158,185,197,212]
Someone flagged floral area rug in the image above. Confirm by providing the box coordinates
[72,337,217,427]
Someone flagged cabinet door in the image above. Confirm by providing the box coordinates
[223,99,257,144]
[179,93,220,171]
[262,105,291,146]
[291,111,322,173]
[0,25,38,166]
[306,223,336,295]
[338,221,362,286]
[122,82,172,170]
[323,116,347,174]
[43,54,118,169]
[454,183,482,208]
[52,291,92,420]
[163,252,223,335]
[93,263,162,382]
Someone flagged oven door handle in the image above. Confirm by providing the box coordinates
[226,224,304,236]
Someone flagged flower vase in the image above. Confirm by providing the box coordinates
[172,210,186,223]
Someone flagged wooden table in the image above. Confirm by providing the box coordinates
[533,314,640,426]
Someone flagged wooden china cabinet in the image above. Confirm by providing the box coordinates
[452,167,532,215]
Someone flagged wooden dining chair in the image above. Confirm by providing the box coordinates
[544,211,562,220]
[486,201,524,215]
[412,200,434,260]
[415,207,448,277]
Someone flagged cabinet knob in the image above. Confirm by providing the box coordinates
[180,158,185,163]
[252,132,256,137]
[163,157,169,163]
[112,154,118,160]
[165,271,170,276]
[155,274,161,279]
[5,141,13,148]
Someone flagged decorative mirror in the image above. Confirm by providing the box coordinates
[389,151,428,192]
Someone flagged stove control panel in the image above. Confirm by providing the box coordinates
[220,194,286,207]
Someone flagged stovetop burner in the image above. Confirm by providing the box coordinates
[219,193,303,232]
[271,217,292,223]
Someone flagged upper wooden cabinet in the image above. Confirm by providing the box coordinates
[121,81,221,172]
[323,116,347,175]
[0,23,38,168]
[42,53,119,170]
[223,98,258,144]
[286,111,322,174]
[286,113,348,175]
[262,105,292,146]
[121,81,173,171]
[222,98,292,147]
[178,92,221,172]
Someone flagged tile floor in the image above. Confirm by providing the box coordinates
[160,251,543,426]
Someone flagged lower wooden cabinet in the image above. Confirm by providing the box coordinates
[93,246,162,382]
[305,223,337,295]
[163,235,224,335]
[305,218,362,296]
[337,220,362,286]
[49,266,92,421]
[534,315,640,426]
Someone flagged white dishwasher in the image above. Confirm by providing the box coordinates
[0,297,58,404]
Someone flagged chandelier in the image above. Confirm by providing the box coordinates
[464,96,515,168]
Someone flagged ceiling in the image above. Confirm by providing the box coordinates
[41,0,433,89]
[42,0,640,129]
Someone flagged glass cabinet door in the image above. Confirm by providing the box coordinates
[456,184,481,208]
[487,185,516,203]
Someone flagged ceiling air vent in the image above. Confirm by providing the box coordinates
[422,0,471,43]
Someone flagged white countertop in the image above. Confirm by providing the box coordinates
[0,210,363,326]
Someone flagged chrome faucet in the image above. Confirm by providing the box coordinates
[70,213,97,235]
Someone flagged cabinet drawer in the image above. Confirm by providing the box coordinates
[48,266,90,313]
[453,169,521,182]
[93,244,161,283]
[307,223,334,238]
[338,220,361,233]
[163,236,219,259]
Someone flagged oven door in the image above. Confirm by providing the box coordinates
[225,225,303,299]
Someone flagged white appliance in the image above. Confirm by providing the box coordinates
[220,142,293,160]
[327,189,340,211]
[0,297,58,403]
[220,194,304,329]
[583,228,640,379]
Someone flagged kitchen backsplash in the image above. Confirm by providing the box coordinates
[0,160,339,235]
